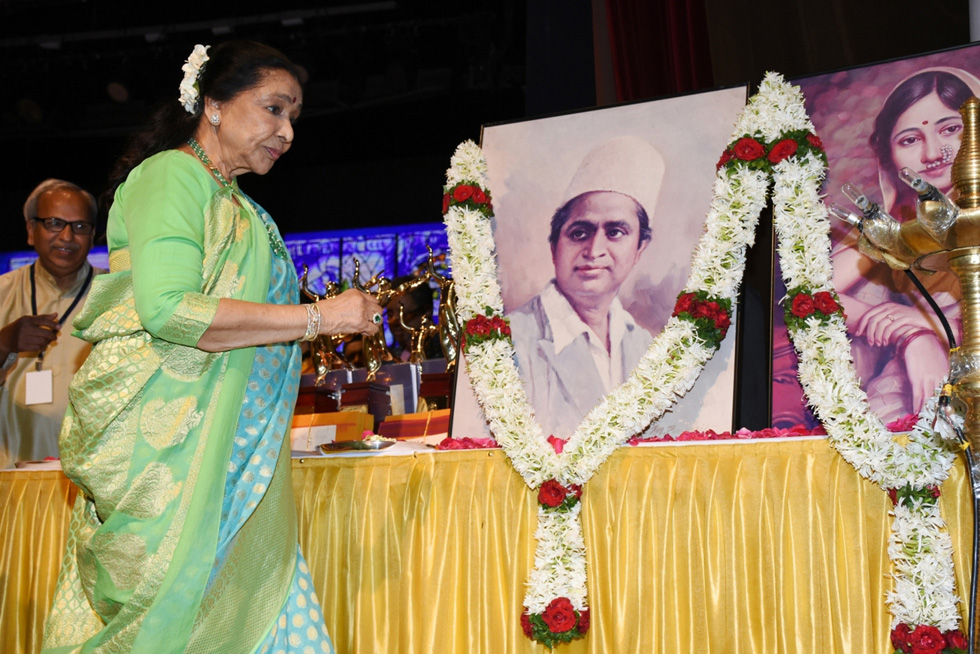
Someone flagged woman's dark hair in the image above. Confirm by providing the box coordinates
[102,40,300,209]
[869,71,973,214]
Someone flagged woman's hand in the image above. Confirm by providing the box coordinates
[317,290,382,337]
[195,291,382,352]
[903,333,949,412]
[853,302,940,347]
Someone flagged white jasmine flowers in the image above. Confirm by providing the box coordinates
[443,91,759,632]
[445,72,963,640]
[770,81,961,631]
[178,44,210,114]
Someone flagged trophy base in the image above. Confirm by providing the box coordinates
[340,381,391,432]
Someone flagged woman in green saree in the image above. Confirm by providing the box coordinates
[41,41,382,653]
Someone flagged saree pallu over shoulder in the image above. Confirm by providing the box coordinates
[43,182,296,653]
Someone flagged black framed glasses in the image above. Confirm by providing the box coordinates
[32,217,95,235]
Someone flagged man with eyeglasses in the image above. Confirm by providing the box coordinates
[0,179,102,468]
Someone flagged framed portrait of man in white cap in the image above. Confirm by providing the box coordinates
[450,84,750,441]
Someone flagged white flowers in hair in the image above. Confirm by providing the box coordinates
[178,44,211,114]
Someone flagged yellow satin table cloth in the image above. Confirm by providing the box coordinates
[2,439,973,653]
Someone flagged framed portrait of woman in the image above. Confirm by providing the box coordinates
[449,84,749,441]
[771,42,980,428]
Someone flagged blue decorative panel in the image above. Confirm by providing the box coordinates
[396,229,450,278]
[340,234,398,287]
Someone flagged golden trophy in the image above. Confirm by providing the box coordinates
[426,246,461,372]
[351,258,397,381]
[351,259,433,380]
[398,304,439,365]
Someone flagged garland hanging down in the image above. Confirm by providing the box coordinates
[764,90,964,650]
[442,72,964,649]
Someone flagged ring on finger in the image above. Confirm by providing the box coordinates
[372,313,382,325]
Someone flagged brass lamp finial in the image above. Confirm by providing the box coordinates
[952,96,980,210]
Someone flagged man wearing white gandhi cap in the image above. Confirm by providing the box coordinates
[509,136,664,438]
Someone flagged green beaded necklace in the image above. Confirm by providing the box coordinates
[187,138,289,260]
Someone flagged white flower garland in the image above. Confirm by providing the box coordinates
[445,119,759,635]
[770,134,961,630]
[444,72,964,643]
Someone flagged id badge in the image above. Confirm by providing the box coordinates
[25,369,54,405]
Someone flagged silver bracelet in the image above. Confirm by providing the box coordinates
[301,303,321,341]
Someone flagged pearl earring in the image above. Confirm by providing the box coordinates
[209,113,220,126]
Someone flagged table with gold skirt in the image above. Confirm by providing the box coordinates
[1,438,972,653]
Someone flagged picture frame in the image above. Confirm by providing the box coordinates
[449,85,750,441]
[771,42,980,428]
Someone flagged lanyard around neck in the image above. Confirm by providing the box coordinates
[29,262,93,368]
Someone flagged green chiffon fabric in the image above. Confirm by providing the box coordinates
[42,151,295,653]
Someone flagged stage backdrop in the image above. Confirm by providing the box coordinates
[772,43,980,429]
[451,85,749,440]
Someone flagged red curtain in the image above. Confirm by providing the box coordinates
[602,0,714,103]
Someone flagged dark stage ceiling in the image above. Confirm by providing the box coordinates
[0,0,526,245]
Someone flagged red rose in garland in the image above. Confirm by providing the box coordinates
[909,625,945,654]
[716,149,734,170]
[691,301,716,319]
[453,184,475,202]
[791,293,814,318]
[732,137,765,161]
[891,623,912,653]
[538,480,568,507]
[577,608,590,634]
[466,316,489,337]
[462,312,512,352]
[806,133,823,150]
[714,309,731,333]
[473,188,487,204]
[946,629,968,649]
[520,612,533,638]
[673,292,696,316]
[489,315,511,336]
[442,193,451,214]
[672,292,731,349]
[812,291,839,315]
[767,138,798,164]
[541,597,577,633]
